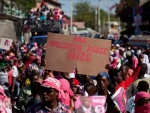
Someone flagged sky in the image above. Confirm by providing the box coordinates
[58,0,120,16]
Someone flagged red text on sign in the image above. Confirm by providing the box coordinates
[67,51,91,62]
[86,46,107,55]
[73,36,87,44]
[49,40,83,51]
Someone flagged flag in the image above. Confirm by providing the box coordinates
[109,4,118,11]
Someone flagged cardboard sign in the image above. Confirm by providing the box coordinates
[75,96,106,113]
[45,33,111,75]
[0,38,13,50]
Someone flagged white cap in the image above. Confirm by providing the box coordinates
[69,73,75,78]
[116,44,120,47]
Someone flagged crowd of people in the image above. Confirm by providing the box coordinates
[0,38,150,113]
[28,1,67,29]
[1,1,150,113]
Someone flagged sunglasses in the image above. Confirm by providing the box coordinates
[41,86,55,94]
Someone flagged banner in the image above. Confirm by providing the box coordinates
[45,33,111,76]
[0,38,13,50]
[75,96,106,113]
[111,87,127,112]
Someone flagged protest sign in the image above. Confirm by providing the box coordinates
[45,33,111,75]
[0,38,12,50]
[111,87,127,112]
[74,96,106,113]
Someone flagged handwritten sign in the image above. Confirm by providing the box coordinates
[45,33,111,75]
[0,38,12,50]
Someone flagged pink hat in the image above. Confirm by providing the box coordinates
[59,79,74,106]
[59,79,74,96]
[42,77,66,100]
[135,91,150,103]
[6,56,10,60]
[34,42,38,48]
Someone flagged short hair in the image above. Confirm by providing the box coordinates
[31,82,41,95]
[30,70,40,77]
[141,63,147,70]
[84,83,96,92]
[137,81,149,92]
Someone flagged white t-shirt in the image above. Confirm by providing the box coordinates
[144,74,150,78]
[12,66,18,78]
[126,96,135,113]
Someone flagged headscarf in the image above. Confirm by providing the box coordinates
[34,42,38,48]
[59,79,74,106]
[97,72,110,81]
[135,91,150,113]
[110,57,119,69]
[132,56,138,70]
[42,77,66,100]
[6,56,10,60]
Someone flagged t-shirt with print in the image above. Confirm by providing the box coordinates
[126,96,135,113]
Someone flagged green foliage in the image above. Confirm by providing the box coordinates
[15,0,37,15]
[73,0,95,29]
[116,0,136,23]
[73,0,118,30]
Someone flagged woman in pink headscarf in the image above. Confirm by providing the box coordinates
[110,57,119,69]
[59,79,74,106]
[134,91,150,113]
[26,77,71,113]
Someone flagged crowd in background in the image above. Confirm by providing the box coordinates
[0,39,150,113]
[1,1,150,113]
[28,1,67,28]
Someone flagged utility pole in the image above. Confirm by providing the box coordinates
[98,0,101,33]
[95,7,98,31]
[108,9,110,30]
[70,0,73,34]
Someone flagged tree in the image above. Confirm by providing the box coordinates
[116,0,136,23]
[15,0,37,15]
[73,0,118,30]
[73,0,95,29]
